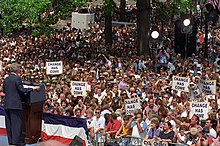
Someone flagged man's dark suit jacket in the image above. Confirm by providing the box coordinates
[3,73,33,110]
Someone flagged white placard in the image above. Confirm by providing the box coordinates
[205,95,215,100]
[124,98,140,115]
[144,141,168,146]
[172,76,190,92]
[199,80,216,95]
[190,102,209,120]
[190,85,201,101]
[46,61,63,75]
[71,81,88,96]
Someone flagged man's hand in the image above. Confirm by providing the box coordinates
[33,86,40,91]
[115,135,121,139]
[136,117,142,123]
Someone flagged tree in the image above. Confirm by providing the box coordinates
[0,0,87,33]
[136,0,197,58]
[119,0,126,21]
[137,0,151,58]
[0,0,52,33]
[103,0,115,46]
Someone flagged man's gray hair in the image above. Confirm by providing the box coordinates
[9,63,20,73]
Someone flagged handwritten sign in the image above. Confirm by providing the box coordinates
[46,61,63,75]
[71,81,87,96]
[172,76,190,92]
[144,141,168,146]
[124,98,140,115]
[190,85,201,101]
[199,80,216,95]
[189,102,209,120]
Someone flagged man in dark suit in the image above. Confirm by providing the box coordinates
[3,63,40,146]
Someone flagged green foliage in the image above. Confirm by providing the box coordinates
[0,0,87,33]
[103,0,116,15]
[154,0,197,25]
[0,0,52,33]
[51,0,88,20]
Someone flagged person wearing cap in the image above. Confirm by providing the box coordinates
[100,104,111,117]
[3,63,40,146]
[186,127,200,145]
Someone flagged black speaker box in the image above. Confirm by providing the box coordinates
[69,135,83,146]
[104,142,119,146]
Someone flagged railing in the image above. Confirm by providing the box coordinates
[89,134,188,146]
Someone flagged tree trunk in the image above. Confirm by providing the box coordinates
[105,10,112,46]
[120,0,126,21]
[137,0,150,58]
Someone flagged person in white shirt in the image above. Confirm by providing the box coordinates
[126,111,147,145]
[205,118,217,138]
[94,87,106,105]
[90,108,106,144]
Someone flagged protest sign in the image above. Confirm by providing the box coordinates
[189,102,209,120]
[46,61,63,75]
[124,98,140,115]
[199,80,216,95]
[190,85,201,101]
[205,95,215,100]
[71,81,87,96]
[172,76,190,92]
[144,141,168,146]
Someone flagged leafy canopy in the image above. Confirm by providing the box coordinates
[0,0,87,33]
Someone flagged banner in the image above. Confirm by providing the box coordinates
[0,106,6,136]
[124,98,140,115]
[41,113,88,145]
[189,102,209,120]
[144,141,168,146]
[71,81,88,96]
[172,76,190,92]
[199,80,216,95]
[190,85,201,101]
[205,95,215,100]
[46,61,63,75]
[0,106,88,146]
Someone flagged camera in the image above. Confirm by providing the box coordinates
[134,116,138,119]
[202,126,209,135]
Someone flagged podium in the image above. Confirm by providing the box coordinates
[22,83,46,144]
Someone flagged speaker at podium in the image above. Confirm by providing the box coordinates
[22,82,46,144]
[22,82,46,104]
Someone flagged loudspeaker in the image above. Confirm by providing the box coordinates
[104,142,119,146]
[70,135,83,146]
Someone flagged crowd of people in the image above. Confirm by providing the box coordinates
[0,4,220,146]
